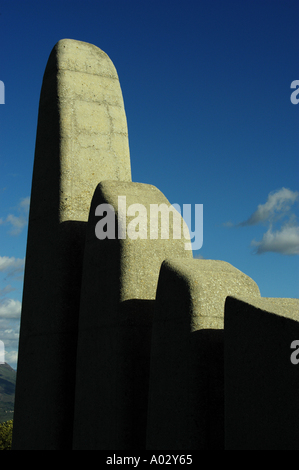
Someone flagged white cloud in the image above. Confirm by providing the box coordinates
[6,214,27,235]
[251,225,299,255]
[5,350,18,368]
[239,188,299,226]
[0,285,15,297]
[225,187,299,256]
[0,328,19,342]
[0,317,20,360]
[0,256,25,278]
[0,196,30,235]
[19,196,30,212]
[0,254,24,368]
[0,298,22,318]
[0,296,21,369]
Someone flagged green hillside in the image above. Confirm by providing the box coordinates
[0,364,16,423]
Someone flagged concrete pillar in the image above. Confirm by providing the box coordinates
[225,296,299,450]
[12,39,131,449]
[146,259,261,450]
[72,181,192,450]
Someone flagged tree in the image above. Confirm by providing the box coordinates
[0,420,13,450]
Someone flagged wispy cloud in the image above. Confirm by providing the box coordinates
[238,188,299,227]
[5,214,27,235]
[0,196,30,235]
[251,224,299,255]
[0,285,15,297]
[193,253,205,259]
[222,221,234,228]
[224,188,299,256]
[0,307,20,368]
[0,256,25,279]
[0,298,22,319]
[19,196,30,211]
[5,350,18,367]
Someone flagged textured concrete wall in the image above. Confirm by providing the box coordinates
[12,39,131,450]
[72,181,192,450]
[225,296,299,450]
[146,258,260,450]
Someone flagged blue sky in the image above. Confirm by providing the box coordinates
[0,0,298,369]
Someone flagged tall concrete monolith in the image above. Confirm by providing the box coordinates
[225,296,299,450]
[146,258,261,450]
[72,181,193,450]
[12,39,131,450]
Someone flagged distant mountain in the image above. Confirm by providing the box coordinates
[0,363,16,423]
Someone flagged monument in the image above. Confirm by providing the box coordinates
[72,182,192,450]
[12,39,131,449]
[146,259,261,450]
[12,39,299,450]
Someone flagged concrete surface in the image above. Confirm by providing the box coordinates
[13,39,131,450]
[146,258,261,450]
[72,181,192,450]
[225,295,299,450]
